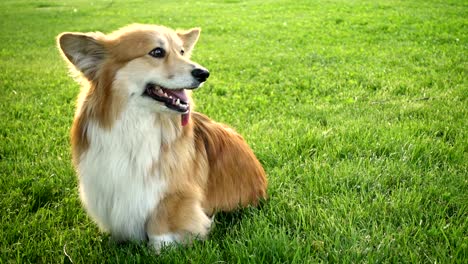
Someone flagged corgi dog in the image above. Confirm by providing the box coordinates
[57,24,267,251]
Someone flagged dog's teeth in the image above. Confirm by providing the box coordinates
[164,92,168,97]
[175,99,180,105]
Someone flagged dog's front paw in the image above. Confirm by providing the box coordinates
[148,233,180,254]
[194,209,213,238]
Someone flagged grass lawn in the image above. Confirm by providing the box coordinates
[0,0,466,263]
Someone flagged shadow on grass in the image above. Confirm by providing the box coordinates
[210,199,269,239]
[83,200,269,261]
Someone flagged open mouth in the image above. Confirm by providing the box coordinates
[143,83,192,126]
[144,83,189,113]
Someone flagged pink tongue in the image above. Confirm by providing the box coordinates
[165,89,188,102]
[163,89,190,126]
[181,113,190,126]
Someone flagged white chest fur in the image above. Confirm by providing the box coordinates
[77,108,169,241]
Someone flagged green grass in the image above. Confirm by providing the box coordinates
[1,0,466,263]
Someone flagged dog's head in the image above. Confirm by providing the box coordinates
[57,24,209,126]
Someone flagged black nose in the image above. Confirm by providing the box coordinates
[191,68,210,82]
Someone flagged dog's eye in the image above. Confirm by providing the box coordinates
[149,47,165,58]
[180,49,185,56]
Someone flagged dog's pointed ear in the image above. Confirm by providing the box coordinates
[57,32,106,80]
[177,28,201,55]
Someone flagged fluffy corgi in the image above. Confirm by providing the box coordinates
[57,24,267,251]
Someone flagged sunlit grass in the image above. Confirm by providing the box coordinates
[0,0,466,262]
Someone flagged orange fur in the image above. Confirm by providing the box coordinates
[192,112,268,215]
[57,24,267,249]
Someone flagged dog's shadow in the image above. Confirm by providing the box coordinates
[97,200,268,258]
[210,210,246,235]
[209,199,268,240]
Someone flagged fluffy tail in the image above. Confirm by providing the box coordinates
[192,112,267,214]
